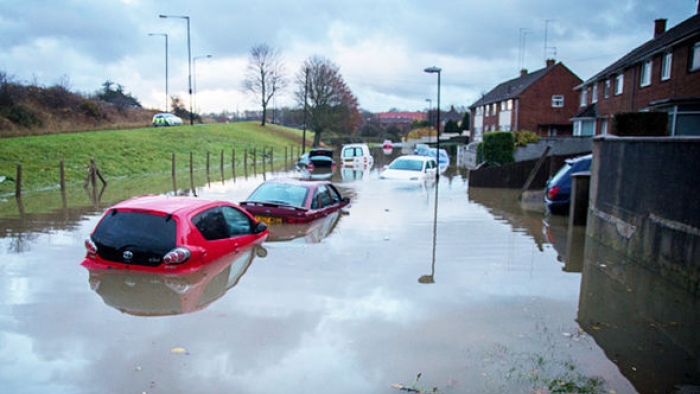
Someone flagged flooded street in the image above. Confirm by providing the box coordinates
[0,152,689,393]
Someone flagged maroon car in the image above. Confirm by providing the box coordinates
[240,178,350,224]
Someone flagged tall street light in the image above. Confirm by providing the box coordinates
[424,66,441,285]
[148,33,168,111]
[159,14,193,125]
[193,54,212,116]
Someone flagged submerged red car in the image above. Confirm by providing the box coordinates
[240,178,350,224]
[82,195,268,273]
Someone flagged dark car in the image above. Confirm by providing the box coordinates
[240,178,350,224]
[82,195,268,272]
[296,148,336,172]
[545,154,592,215]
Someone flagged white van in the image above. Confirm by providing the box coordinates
[341,143,374,169]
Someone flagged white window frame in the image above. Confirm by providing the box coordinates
[615,73,624,95]
[579,88,587,106]
[661,52,672,80]
[552,94,564,108]
[691,42,700,72]
[591,83,598,103]
[640,60,652,87]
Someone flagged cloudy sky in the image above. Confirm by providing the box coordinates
[0,0,697,115]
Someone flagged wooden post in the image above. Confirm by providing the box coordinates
[206,151,211,182]
[60,160,67,209]
[269,147,274,171]
[220,149,225,182]
[171,153,177,193]
[15,163,22,199]
[189,151,195,194]
[232,148,236,179]
[244,149,248,178]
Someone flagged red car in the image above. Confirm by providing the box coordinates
[82,195,269,273]
[240,178,350,224]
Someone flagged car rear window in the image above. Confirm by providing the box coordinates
[342,147,364,158]
[92,211,177,265]
[247,183,309,207]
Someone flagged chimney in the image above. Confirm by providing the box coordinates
[520,68,528,76]
[654,19,667,38]
[546,58,556,67]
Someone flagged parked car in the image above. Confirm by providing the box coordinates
[427,148,450,173]
[413,143,431,156]
[379,155,438,181]
[240,178,350,224]
[341,143,374,169]
[82,195,268,272]
[545,154,593,215]
[296,148,336,172]
[152,112,183,127]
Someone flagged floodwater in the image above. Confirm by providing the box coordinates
[0,149,696,394]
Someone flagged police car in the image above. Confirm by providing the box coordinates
[152,112,183,127]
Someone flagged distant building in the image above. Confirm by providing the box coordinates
[375,111,427,133]
[572,8,700,136]
[469,60,582,142]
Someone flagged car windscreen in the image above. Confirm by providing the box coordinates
[389,159,423,171]
[92,211,177,255]
[247,183,309,207]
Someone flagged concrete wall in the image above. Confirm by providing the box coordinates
[514,136,593,162]
[588,136,700,294]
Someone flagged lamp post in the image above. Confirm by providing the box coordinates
[424,66,441,181]
[148,33,168,111]
[159,14,193,125]
[424,66,441,285]
[193,54,212,116]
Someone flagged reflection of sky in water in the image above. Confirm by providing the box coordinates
[0,173,638,393]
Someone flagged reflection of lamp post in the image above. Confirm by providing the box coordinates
[148,33,168,111]
[159,14,193,126]
[421,66,441,285]
[193,54,212,116]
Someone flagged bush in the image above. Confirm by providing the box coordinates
[79,100,103,120]
[482,131,514,165]
[2,104,44,128]
[514,130,540,147]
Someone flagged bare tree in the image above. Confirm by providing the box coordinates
[242,44,287,126]
[295,56,360,147]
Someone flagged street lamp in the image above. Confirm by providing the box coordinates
[193,54,212,116]
[159,14,193,126]
[148,33,168,111]
[424,66,441,180]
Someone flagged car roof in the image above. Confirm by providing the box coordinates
[393,154,435,162]
[111,195,224,215]
[260,178,331,187]
[565,154,593,164]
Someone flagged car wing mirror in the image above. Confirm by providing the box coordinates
[253,221,268,234]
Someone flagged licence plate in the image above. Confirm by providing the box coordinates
[255,215,282,225]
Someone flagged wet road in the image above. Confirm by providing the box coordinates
[0,156,662,393]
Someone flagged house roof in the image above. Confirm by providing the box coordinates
[579,13,700,87]
[469,63,557,108]
[376,111,426,121]
[571,103,598,119]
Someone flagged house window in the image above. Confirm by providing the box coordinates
[690,42,700,72]
[662,52,672,80]
[615,73,624,95]
[640,60,652,87]
[591,83,598,103]
[601,118,609,135]
[604,79,611,98]
[579,88,587,106]
[552,95,564,108]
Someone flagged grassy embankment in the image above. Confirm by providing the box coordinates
[0,122,312,196]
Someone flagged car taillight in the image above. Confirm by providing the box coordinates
[85,237,97,255]
[547,186,561,200]
[163,247,191,265]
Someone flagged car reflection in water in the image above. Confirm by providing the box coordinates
[83,244,266,316]
[265,209,344,244]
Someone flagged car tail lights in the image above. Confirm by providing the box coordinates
[163,247,191,265]
[547,186,561,200]
[85,237,98,256]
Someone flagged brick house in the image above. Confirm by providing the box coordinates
[374,111,426,133]
[572,8,700,136]
[469,60,582,142]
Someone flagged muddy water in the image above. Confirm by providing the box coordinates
[0,160,658,393]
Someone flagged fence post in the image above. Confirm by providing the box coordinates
[220,149,225,182]
[15,163,22,199]
[171,153,177,193]
[189,151,195,194]
[232,148,236,179]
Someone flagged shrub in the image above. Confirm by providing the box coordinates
[482,131,514,165]
[79,100,103,120]
[514,130,540,147]
[2,104,44,128]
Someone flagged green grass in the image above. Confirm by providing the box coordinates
[0,122,312,195]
